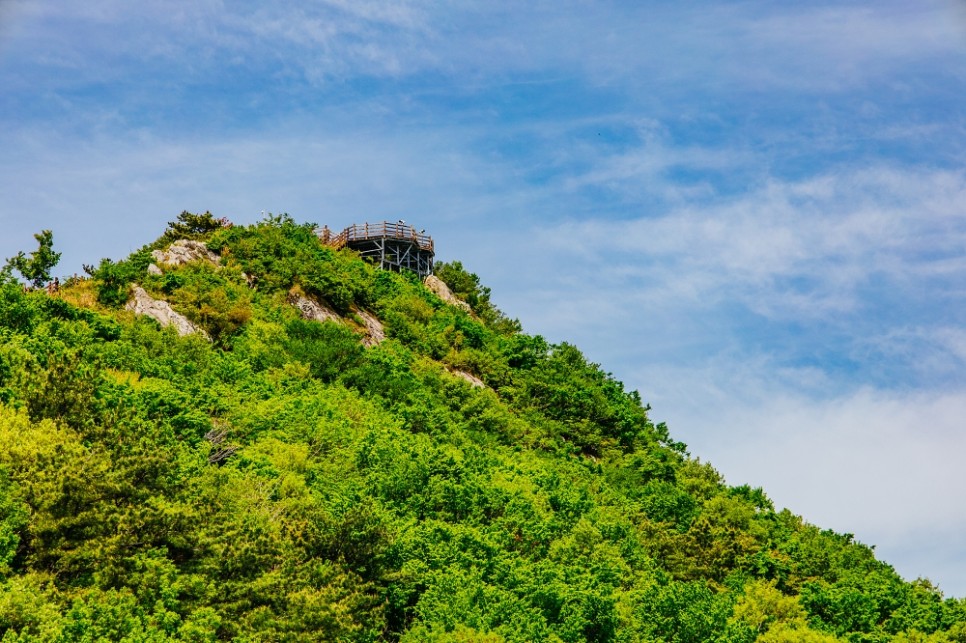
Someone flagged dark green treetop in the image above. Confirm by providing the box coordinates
[5,229,61,288]
[162,210,227,242]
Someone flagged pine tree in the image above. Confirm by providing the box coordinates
[6,229,61,288]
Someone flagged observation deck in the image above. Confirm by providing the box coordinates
[319,221,435,277]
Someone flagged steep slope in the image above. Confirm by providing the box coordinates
[0,213,963,642]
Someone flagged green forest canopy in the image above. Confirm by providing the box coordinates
[0,213,963,641]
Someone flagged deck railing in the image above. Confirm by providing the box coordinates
[320,222,434,253]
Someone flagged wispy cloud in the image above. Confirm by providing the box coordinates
[714,2,966,91]
[700,383,966,592]
[532,166,966,323]
[5,0,964,95]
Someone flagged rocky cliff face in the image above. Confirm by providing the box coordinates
[289,294,341,324]
[424,275,472,313]
[351,306,385,347]
[126,240,221,337]
[151,240,220,268]
[125,286,209,339]
[289,291,386,347]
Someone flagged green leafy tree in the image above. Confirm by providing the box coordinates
[6,230,61,288]
[435,261,520,333]
[90,252,153,307]
[435,261,491,312]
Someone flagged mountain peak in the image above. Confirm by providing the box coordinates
[0,213,961,641]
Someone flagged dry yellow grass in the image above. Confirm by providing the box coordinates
[57,278,99,310]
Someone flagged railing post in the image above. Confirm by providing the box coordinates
[331,221,434,276]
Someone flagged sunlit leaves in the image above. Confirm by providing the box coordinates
[0,217,961,641]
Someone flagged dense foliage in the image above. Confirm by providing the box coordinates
[0,214,962,641]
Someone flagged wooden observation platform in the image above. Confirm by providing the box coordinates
[319,221,435,277]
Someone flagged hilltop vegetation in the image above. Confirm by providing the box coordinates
[0,213,963,641]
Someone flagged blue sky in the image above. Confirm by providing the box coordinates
[2,0,966,595]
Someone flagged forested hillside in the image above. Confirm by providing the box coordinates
[0,213,963,641]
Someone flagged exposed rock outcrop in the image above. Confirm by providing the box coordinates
[448,368,485,388]
[126,286,210,339]
[289,294,341,324]
[424,275,472,313]
[352,307,385,347]
[288,291,385,347]
[151,240,219,268]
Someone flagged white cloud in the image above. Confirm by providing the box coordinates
[714,2,966,90]
[661,376,966,595]
[426,1,966,93]
[0,0,440,86]
[5,0,964,95]
[528,166,966,325]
